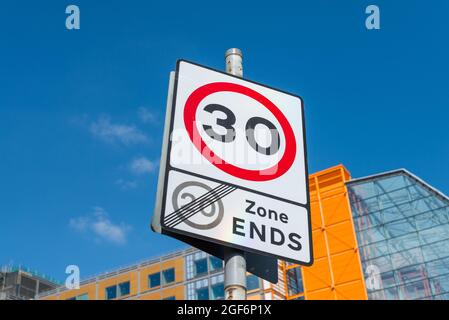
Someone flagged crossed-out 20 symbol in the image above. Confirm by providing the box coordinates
[165,181,236,230]
[184,82,297,182]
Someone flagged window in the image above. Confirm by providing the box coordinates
[196,287,210,300]
[186,251,208,280]
[209,256,223,272]
[210,274,224,300]
[118,281,130,297]
[148,272,161,288]
[66,293,88,301]
[106,282,130,300]
[246,275,260,291]
[195,258,208,276]
[187,279,209,300]
[286,267,304,296]
[211,282,224,300]
[105,285,117,300]
[163,296,176,300]
[400,281,430,300]
[162,268,175,285]
[379,270,397,290]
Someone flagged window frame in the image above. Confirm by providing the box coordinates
[194,258,208,276]
[195,286,210,300]
[148,272,161,289]
[105,285,117,300]
[162,268,176,285]
[211,282,225,300]
[118,281,130,297]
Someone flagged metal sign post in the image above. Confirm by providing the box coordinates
[223,48,247,300]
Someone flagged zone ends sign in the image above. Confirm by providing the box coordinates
[152,60,313,266]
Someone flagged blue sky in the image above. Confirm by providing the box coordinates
[0,1,448,282]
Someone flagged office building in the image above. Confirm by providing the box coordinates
[0,266,59,300]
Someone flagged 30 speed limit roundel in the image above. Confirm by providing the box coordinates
[156,60,313,266]
[183,82,297,182]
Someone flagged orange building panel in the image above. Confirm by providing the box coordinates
[301,165,367,300]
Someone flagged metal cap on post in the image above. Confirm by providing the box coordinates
[225,48,243,77]
[224,48,247,300]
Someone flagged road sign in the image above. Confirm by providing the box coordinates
[153,60,312,266]
[152,71,279,283]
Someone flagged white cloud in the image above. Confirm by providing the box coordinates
[69,207,131,245]
[69,216,89,231]
[138,107,158,124]
[90,115,148,145]
[129,157,158,175]
[115,179,138,190]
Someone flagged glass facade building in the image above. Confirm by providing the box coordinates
[348,169,449,300]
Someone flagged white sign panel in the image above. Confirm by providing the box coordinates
[157,60,313,265]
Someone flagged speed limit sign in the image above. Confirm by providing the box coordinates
[153,60,312,265]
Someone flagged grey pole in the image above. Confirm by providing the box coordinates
[225,48,243,77]
[224,48,247,300]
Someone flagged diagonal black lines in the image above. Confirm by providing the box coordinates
[165,184,236,229]
[165,184,236,228]
[164,184,227,224]
[168,186,235,228]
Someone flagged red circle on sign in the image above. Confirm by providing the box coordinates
[183,82,297,181]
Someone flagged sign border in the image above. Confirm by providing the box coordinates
[160,59,314,266]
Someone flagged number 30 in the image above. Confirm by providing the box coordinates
[202,104,280,156]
